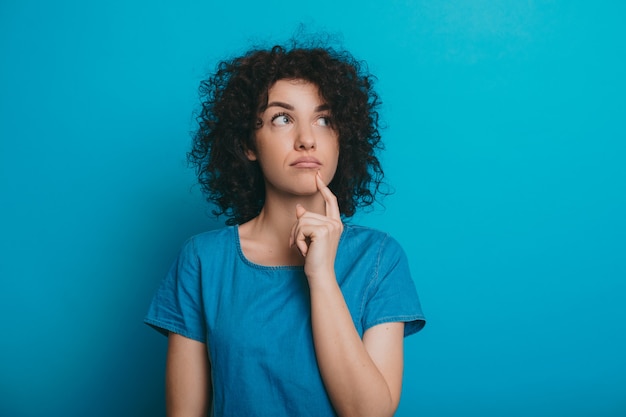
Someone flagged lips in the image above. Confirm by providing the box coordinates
[290,157,322,168]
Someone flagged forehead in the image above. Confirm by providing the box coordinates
[265,79,324,105]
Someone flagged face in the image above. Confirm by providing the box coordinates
[247,79,339,197]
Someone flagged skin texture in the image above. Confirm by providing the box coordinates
[166,80,404,417]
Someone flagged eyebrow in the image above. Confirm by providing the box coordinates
[262,101,330,112]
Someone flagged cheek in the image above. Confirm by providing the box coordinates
[254,141,290,169]
[326,144,340,181]
[331,137,340,162]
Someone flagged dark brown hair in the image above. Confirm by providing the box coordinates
[188,41,385,225]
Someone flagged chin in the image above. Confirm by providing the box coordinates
[292,186,318,197]
[293,174,319,193]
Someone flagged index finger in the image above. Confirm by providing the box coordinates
[316,171,341,220]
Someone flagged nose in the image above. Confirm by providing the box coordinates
[295,123,316,150]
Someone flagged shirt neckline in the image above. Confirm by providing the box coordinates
[233,225,304,271]
[232,224,350,271]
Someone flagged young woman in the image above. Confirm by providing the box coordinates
[145,42,425,417]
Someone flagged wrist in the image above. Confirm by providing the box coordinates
[306,270,338,291]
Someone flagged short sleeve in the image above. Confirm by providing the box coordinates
[144,237,206,342]
[362,235,426,337]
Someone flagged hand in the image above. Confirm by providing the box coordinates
[289,171,344,280]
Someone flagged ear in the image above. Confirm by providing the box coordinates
[245,148,257,161]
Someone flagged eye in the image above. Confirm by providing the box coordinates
[316,115,332,127]
[271,113,292,126]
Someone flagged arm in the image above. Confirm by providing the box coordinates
[310,281,405,417]
[291,172,405,417]
[166,332,211,417]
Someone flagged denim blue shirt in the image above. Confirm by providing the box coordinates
[145,224,425,416]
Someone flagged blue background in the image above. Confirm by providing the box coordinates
[1,1,625,416]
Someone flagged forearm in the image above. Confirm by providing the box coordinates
[309,277,398,417]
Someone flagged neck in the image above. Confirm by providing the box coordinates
[237,191,327,266]
[242,182,328,237]
[250,190,326,237]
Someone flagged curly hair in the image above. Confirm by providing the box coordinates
[188,41,385,225]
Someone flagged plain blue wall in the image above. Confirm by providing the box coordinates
[1,1,625,416]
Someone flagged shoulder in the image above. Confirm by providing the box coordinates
[175,226,236,259]
[340,224,407,269]
[342,224,405,253]
[186,225,235,247]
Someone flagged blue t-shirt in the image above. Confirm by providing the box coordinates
[145,224,425,416]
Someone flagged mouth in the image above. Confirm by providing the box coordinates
[290,157,322,168]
